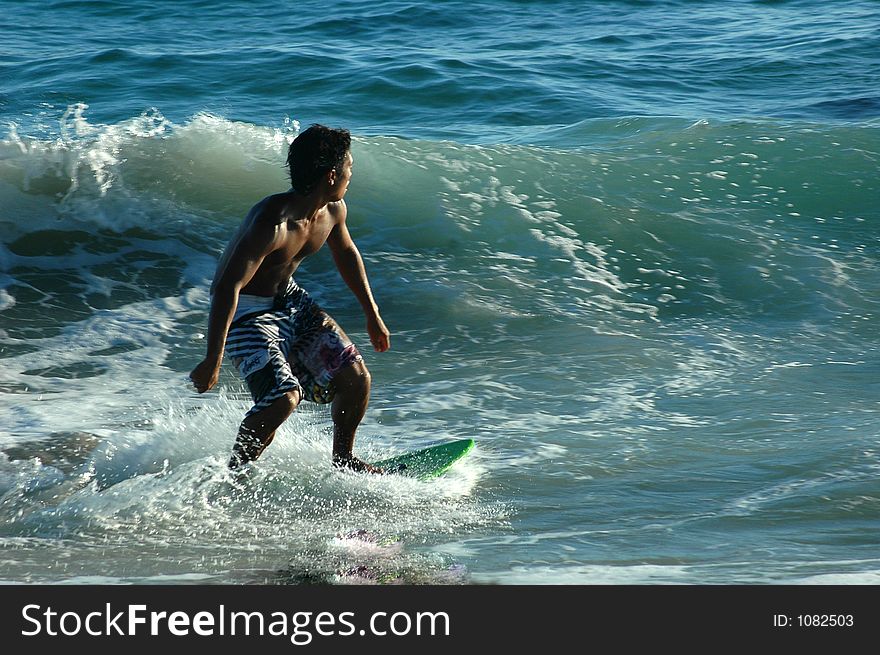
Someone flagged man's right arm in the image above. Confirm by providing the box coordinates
[189,212,284,394]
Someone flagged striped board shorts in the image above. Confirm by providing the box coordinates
[224,279,363,418]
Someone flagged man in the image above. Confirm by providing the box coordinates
[189,125,390,473]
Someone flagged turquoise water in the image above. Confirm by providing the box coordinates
[0,0,878,584]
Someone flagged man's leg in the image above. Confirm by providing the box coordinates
[228,389,302,469]
[330,360,381,473]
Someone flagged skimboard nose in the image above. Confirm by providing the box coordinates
[369,439,475,480]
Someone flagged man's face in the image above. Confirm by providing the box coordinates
[334,151,353,199]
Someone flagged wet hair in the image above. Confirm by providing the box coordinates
[286,124,351,195]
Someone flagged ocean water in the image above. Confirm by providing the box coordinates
[0,0,878,585]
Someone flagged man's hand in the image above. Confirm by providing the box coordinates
[366,314,391,353]
[189,357,222,393]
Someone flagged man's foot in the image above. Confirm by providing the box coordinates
[332,453,385,474]
[227,461,256,485]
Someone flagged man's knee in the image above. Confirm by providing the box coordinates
[335,360,371,395]
[284,387,302,406]
[245,388,301,428]
[357,363,371,390]
[265,388,303,416]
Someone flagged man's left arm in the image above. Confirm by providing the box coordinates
[327,202,391,353]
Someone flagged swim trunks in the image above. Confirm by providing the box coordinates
[224,278,363,417]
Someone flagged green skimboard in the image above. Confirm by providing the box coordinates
[370,439,475,480]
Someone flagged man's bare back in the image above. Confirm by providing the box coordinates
[189,126,390,473]
[212,194,346,299]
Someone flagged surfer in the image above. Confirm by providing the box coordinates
[189,125,390,473]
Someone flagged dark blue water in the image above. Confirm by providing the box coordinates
[3,0,878,142]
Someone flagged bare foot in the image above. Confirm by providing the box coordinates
[332,454,385,474]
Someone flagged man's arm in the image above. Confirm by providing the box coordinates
[189,212,288,393]
[326,202,390,353]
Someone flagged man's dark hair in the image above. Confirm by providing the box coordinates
[286,124,351,195]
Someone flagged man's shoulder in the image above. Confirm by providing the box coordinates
[258,191,294,213]
[327,199,347,221]
[248,193,295,226]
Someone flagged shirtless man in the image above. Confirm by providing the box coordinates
[189,125,390,473]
